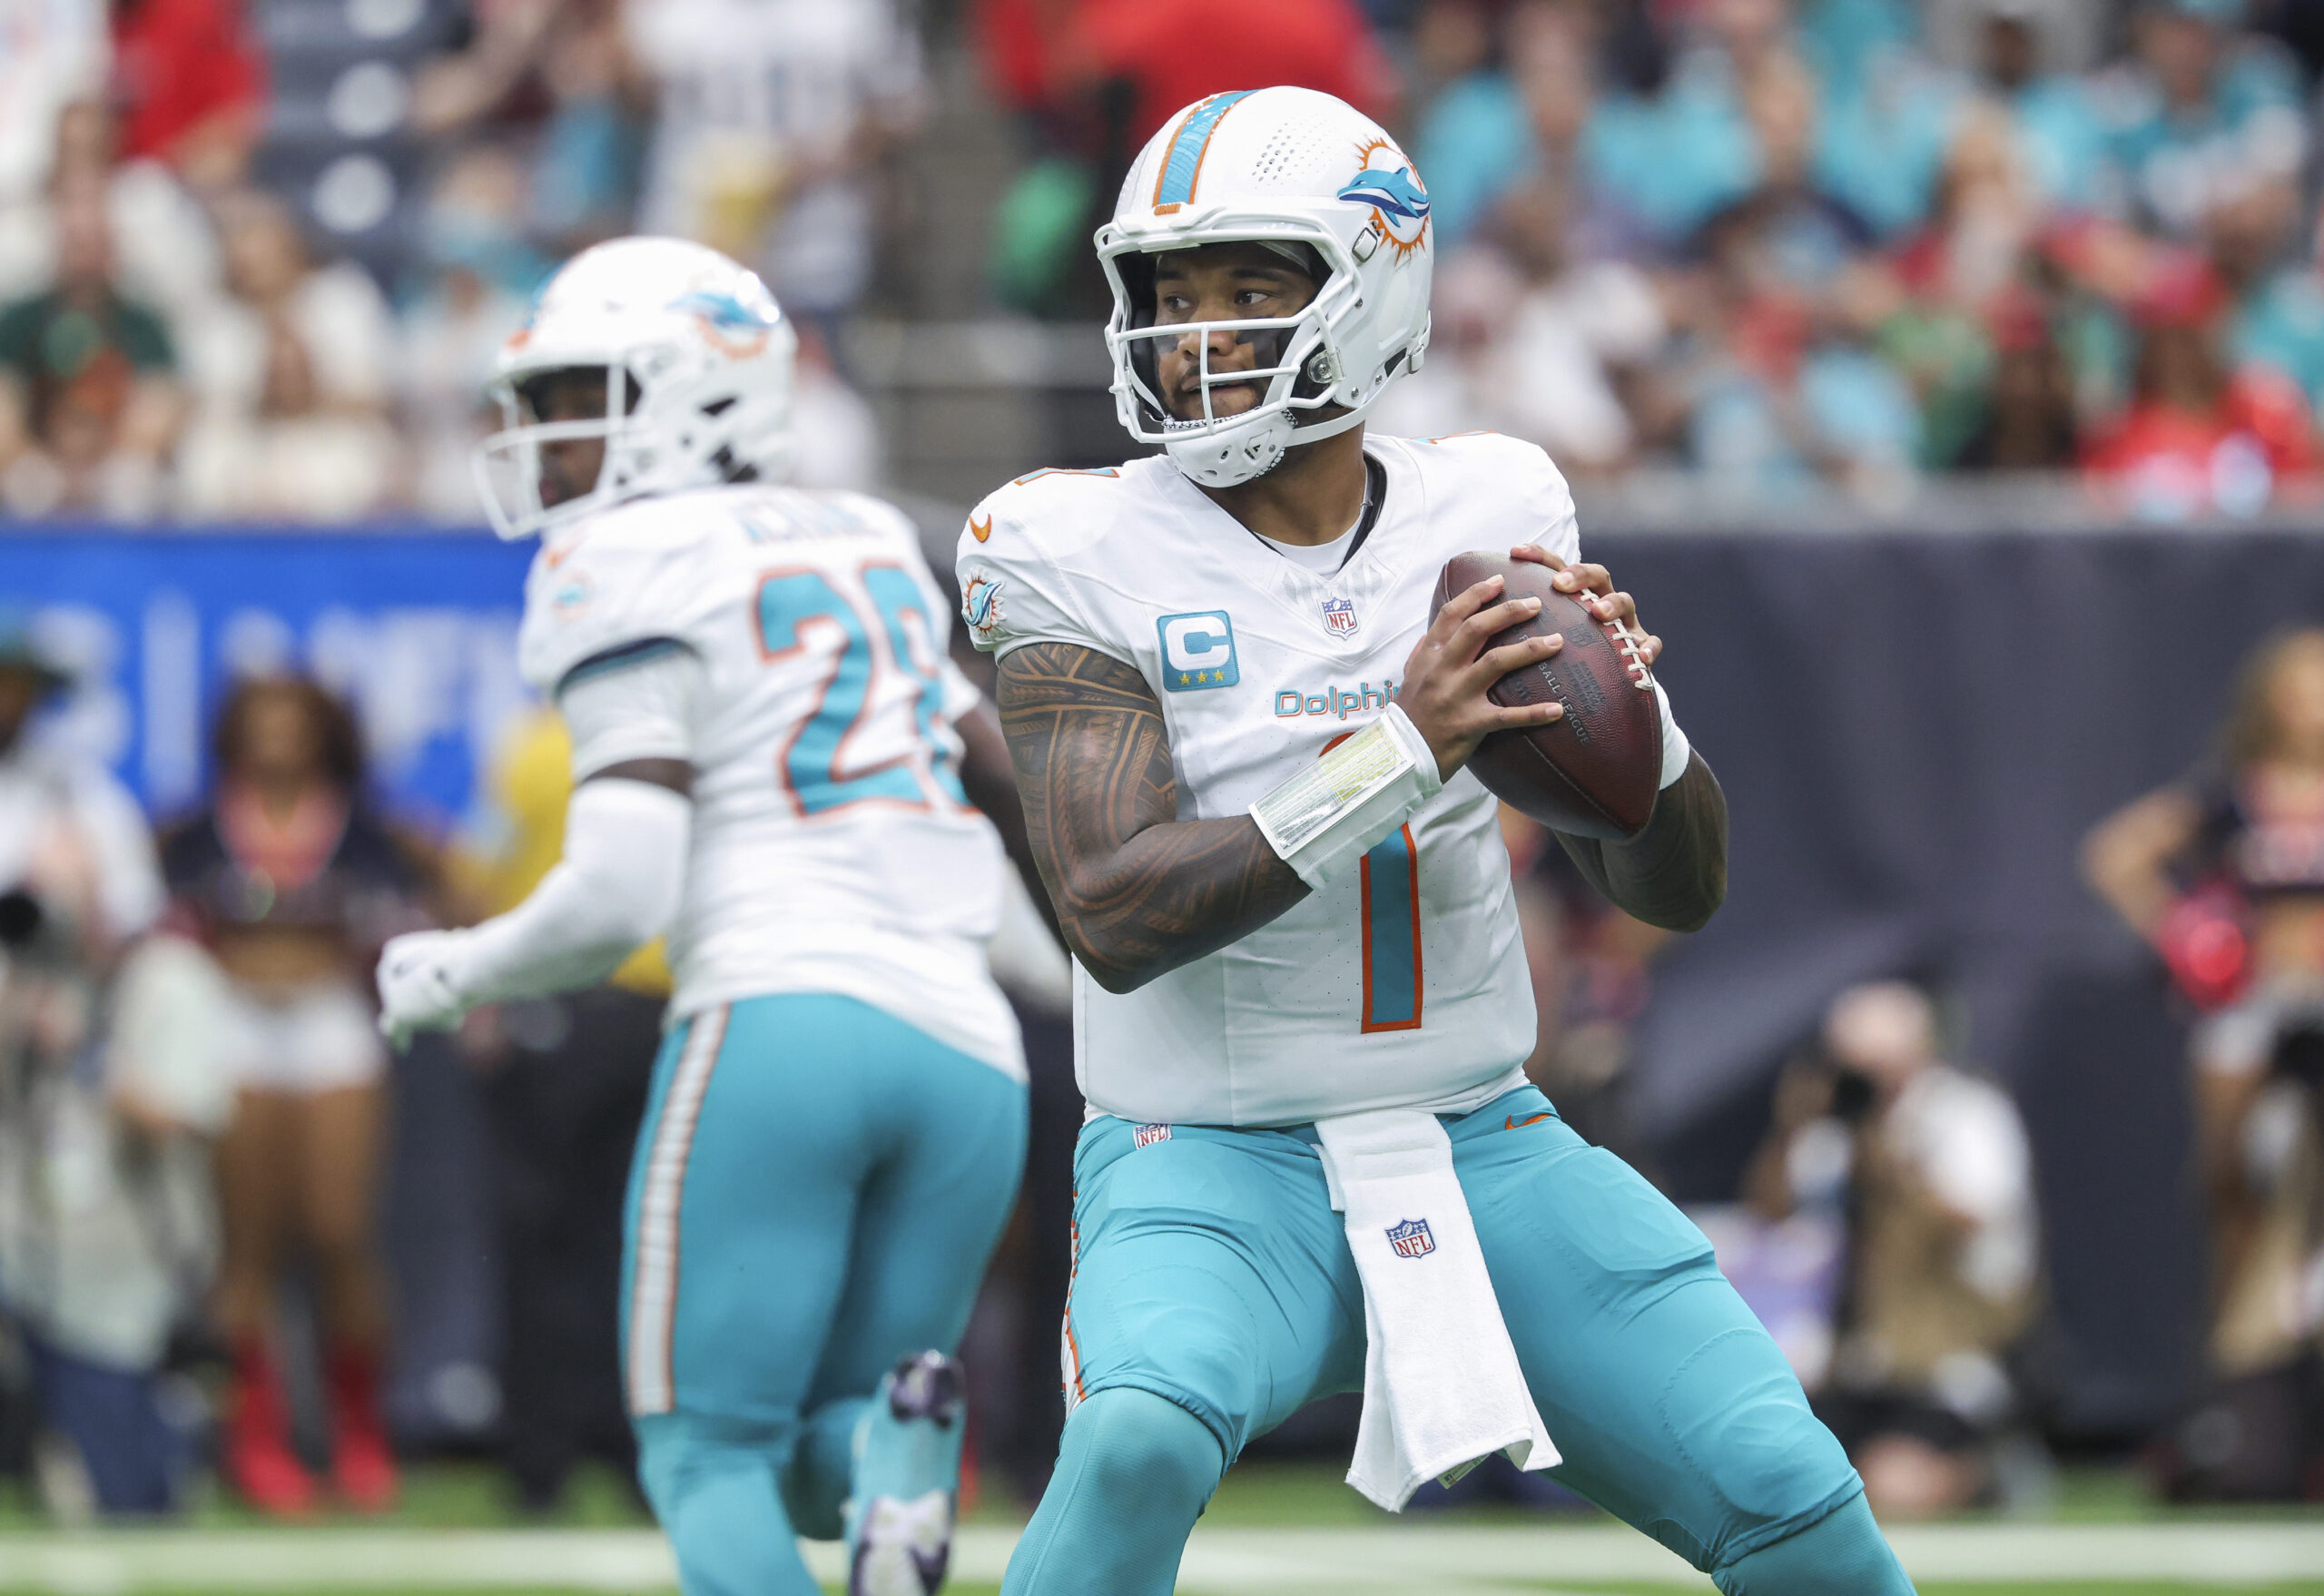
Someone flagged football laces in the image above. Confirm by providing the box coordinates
[1602,609,1655,690]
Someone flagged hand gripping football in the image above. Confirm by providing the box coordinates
[1432,551,1662,839]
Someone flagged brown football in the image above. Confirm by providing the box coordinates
[1431,551,1662,839]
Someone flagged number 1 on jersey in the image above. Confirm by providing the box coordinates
[1320,731,1424,1033]
[1360,825,1423,1032]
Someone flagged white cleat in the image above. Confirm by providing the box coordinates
[848,1487,952,1596]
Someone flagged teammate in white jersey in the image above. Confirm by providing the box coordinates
[959,88,1917,1595]
[375,238,1038,1596]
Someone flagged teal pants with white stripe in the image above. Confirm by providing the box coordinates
[1013,1086,1878,1595]
[620,993,1027,1596]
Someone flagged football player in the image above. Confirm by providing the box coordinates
[958,88,1916,1596]
[378,238,1033,1596]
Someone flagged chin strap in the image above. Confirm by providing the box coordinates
[1285,405,1371,447]
[1169,398,1376,488]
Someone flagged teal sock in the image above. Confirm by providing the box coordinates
[1000,1388,1224,1596]
[783,1396,868,1542]
[1714,1491,1916,1596]
[635,1411,820,1596]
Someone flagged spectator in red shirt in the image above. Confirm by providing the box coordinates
[1049,0,1397,150]
[110,0,267,193]
[976,0,1396,318]
[2084,258,2318,518]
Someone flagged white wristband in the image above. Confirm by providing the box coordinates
[1252,704,1443,890]
[1651,676,1690,790]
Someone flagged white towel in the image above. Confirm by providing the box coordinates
[1314,1108,1559,1511]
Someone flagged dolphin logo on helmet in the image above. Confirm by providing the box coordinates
[1340,140,1431,264]
[670,290,783,358]
[1338,168,1429,225]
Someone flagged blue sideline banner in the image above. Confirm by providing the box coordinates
[0,527,534,826]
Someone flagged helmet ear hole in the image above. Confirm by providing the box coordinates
[700,397,737,418]
[1118,253,1159,329]
[1127,336,1167,429]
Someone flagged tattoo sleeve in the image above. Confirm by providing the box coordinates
[1553,750,1728,932]
[995,640,1309,993]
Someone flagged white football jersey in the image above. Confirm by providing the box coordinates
[522,483,1023,1079]
[957,432,1579,1125]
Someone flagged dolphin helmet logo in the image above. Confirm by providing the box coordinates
[669,289,782,357]
[1339,169,1429,223]
[1340,140,1431,263]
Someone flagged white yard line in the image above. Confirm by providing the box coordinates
[0,1522,2316,1591]
[1885,1523,2324,1584]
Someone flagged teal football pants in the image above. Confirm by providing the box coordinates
[621,994,1027,1596]
[1006,1086,1905,1594]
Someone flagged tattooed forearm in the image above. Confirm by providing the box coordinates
[996,641,1308,993]
[1554,750,1728,932]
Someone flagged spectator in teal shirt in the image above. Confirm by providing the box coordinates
[1413,66,1531,251]
[1796,0,1962,240]
[2093,0,2308,239]
[1678,50,1920,491]
[1587,0,1787,245]
[1417,0,1769,252]
[1415,4,1664,254]
[1968,0,2112,214]
[2211,183,2324,423]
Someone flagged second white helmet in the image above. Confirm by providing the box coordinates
[473,236,797,539]
[1098,86,1433,488]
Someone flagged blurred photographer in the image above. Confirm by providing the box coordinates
[1745,981,2041,1519]
[0,620,227,1517]
[2084,626,2324,1499]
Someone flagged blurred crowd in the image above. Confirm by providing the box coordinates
[1366,0,2324,517]
[5,0,2324,524]
[0,0,903,522]
[989,0,2324,517]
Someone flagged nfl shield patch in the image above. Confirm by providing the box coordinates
[1134,1123,1172,1148]
[1321,596,1358,636]
[1386,1217,1434,1258]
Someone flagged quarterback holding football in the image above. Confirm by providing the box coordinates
[960,86,1916,1596]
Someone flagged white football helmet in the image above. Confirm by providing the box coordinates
[1098,86,1433,488]
[473,236,798,539]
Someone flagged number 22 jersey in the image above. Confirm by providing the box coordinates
[519,483,1023,1080]
[957,432,1578,1126]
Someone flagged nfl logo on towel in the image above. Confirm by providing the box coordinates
[1134,1123,1172,1148]
[1321,596,1358,635]
[1386,1218,1434,1258]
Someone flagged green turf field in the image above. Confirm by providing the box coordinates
[0,1461,2316,1593]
